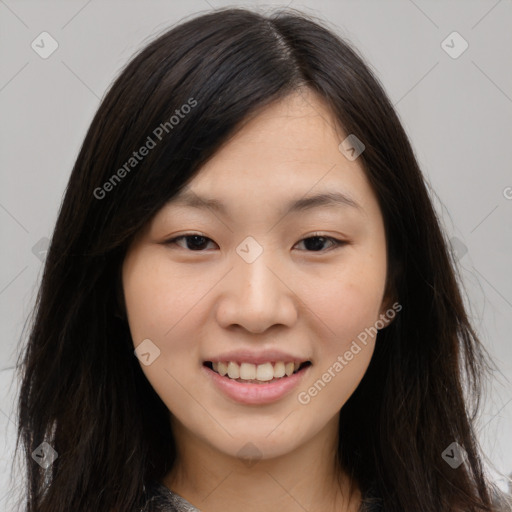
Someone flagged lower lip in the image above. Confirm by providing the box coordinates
[202,364,310,405]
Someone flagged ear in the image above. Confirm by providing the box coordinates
[377,261,401,330]
[377,293,399,330]
[379,254,403,331]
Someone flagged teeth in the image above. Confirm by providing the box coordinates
[227,361,240,379]
[273,361,285,378]
[240,362,256,380]
[209,360,307,382]
[218,361,228,376]
[256,362,274,381]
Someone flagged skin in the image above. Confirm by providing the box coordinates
[122,88,394,512]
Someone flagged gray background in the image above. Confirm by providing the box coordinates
[1,0,511,508]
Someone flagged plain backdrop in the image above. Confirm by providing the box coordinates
[1,0,511,508]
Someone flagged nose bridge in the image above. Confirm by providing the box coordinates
[217,235,296,332]
[236,235,280,305]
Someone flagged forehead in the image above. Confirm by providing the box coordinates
[164,91,375,219]
[166,186,364,220]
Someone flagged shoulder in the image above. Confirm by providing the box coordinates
[358,480,512,512]
[139,481,200,512]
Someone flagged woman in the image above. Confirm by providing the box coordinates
[15,7,511,512]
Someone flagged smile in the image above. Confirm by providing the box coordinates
[202,359,312,405]
[204,360,311,383]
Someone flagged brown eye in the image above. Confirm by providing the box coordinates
[164,233,346,253]
[165,234,217,251]
[295,235,346,252]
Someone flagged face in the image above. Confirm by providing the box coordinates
[122,89,393,463]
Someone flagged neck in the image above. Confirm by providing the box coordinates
[163,415,361,512]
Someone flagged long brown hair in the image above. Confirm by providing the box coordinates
[15,7,504,511]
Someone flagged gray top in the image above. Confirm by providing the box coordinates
[140,481,385,511]
[141,482,200,511]
[139,480,512,511]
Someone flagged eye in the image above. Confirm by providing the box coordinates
[165,234,217,251]
[164,233,346,253]
[294,234,346,252]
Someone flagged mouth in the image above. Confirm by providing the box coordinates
[203,360,312,384]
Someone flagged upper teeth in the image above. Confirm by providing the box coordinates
[212,361,301,381]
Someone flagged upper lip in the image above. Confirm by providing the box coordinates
[204,349,311,366]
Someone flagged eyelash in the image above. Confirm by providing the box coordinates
[163,232,347,253]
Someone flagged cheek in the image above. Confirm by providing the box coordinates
[122,252,209,412]
[296,276,379,411]
[123,250,205,345]
[304,254,386,345]
[296,249,385,407]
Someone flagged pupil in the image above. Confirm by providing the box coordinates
[305,237,325,251]
[187,236,208,250]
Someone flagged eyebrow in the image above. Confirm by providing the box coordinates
[167,190,363,217]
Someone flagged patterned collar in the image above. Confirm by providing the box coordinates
[141,482,200,511]
[142,480,384,511]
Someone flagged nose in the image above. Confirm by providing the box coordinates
[215,246,298,334]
